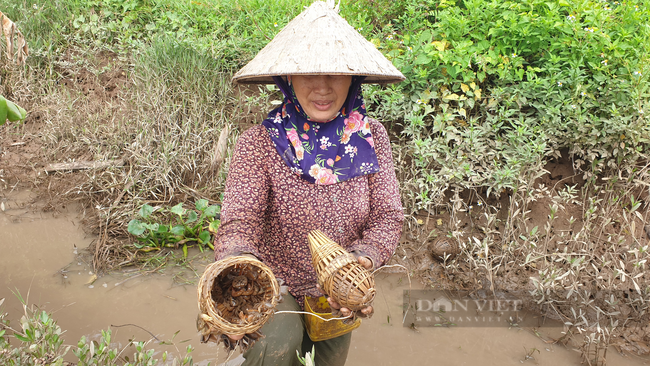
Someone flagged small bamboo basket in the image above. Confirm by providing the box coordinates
[307,230,376,311]
[197,256,280,341]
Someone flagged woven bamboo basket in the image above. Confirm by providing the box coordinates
[307,230,376,311]
[196,256,280,342]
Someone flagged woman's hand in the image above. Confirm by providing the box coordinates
[326,297,373,318]
[225,333,245,341]
[356,255,373,271]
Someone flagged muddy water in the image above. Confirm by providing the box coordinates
[1,190,648,366]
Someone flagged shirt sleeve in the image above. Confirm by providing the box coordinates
[348,119,404,268]
[213,127,269,261]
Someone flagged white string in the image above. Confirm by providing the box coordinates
[274,310,353,322]
[372,263,409,275]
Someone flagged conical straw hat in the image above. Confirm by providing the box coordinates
[232,1,405,85]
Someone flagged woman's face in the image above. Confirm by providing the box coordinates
[291,75,352,122]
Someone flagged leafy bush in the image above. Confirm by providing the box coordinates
[349,0,649,212]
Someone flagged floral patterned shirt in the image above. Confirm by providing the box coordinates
[214,119,403,308]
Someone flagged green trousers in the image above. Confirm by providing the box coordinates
[241,294,352,366]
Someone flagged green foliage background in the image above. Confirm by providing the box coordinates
[355,0,649,210]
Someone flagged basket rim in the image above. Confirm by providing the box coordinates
[197,255,280,336]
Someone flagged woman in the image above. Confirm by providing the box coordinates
[213,2,404,365]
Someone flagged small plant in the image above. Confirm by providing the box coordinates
[127,199,220,256]
[296,345,316,366]
[0,298,70,366]
[521,347,540,363]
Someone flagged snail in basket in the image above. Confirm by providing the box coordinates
[308,230,376,320]
[197,256,280,351]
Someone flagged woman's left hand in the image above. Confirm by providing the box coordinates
[327,298,373,318]
[356,255,373,271]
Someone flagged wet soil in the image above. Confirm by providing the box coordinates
[1,190,649,365]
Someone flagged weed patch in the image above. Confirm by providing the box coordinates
[128,200,221,255]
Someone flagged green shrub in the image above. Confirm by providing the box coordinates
[348,0,649,211]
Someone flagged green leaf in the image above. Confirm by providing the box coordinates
[418,29,432,43]
[138,204,155,219]
[182,244,188,258]
[186,210,198,223]
[203,205,220,218]
[41,311,50,324]
[0,96,7,126]
[156,224,169,234]
[170,203,185,216]
[171,225,185,236]
[6,99,25,122]
[195,199,209,211]
[15,334,29,342]
[208,220,220,234]
[198,230,210,244]
[127,219,147,236]
[415,53,430,65]
[516,68,525,81]
[25,328,33,341]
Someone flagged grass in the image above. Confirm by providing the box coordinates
[0,0,649,364]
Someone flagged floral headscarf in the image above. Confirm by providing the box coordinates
[261,76,380,185]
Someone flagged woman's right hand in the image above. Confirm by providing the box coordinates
[226,333,245,341]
